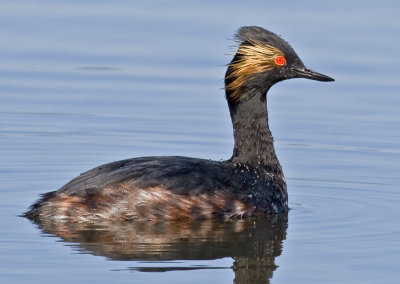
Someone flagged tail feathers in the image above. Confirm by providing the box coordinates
[22,191,57,220]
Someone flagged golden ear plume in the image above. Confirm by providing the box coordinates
[226,41,284,103]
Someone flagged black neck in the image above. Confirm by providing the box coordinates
[227,90,282,175]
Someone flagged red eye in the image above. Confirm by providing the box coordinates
[275,56,286,66]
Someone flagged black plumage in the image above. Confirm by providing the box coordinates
[24,26,333,223]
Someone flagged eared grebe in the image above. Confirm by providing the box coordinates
[24,26,334,223]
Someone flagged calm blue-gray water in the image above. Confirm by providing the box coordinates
[1,1,399,283]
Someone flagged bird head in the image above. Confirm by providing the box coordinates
[225,26,334,104]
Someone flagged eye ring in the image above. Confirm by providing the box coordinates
[274,56,286,66]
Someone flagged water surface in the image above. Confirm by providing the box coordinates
[1,1,399,283]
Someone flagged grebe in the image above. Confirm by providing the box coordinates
[24,26,334,223]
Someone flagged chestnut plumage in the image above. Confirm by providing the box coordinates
[24,26,334,223]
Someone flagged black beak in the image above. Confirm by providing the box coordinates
[292,67,334,82]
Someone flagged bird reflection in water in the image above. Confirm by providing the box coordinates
[32,213,287,283]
